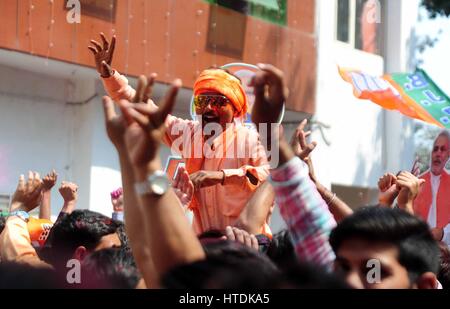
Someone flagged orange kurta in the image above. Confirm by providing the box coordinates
[413,170,450,229]
[103,71,271,236]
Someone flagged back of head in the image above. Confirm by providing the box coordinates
[0,215,5,234]
[161,240,279,288]
[272,261,350,289]
[42,210,121,267]
[437,242,450,289]
[266,229,297,268]
[330,207,440,282]
[0,262,59,289]
[80,247,141,289]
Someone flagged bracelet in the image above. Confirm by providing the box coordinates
[326,193,337,206]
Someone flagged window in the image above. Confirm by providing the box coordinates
[336,0,384,55]
[207,4,247,58]
[205,0,287,26]
[65,0,117,22]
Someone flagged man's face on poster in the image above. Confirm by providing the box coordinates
[431,135,450,176]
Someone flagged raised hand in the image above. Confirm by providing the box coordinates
[118,76,181,173]
[103,94,127,150]
[290,119,318,183]
[10,171,44,213]
[250,63,289,127]
[172,166,194,208]
[88,32,116,78]
[42,169,58,191]
[378,173,399,207]
[290,119,317,161]
[132,73,158,105]
[411,157,421,177]
[396,171,425,213]
[111,188,124,212]
[59,181,78,203]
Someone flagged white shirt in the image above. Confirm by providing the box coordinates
[427,173,450,247]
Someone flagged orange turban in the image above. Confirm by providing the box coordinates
[193,69,248,118]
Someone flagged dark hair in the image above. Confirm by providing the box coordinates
[198,229,225,240]
[0,262,59,289]
[437,242,450,289]
[0,215,6,234]
[42,210,122,267]
[80,248,142,289]
[272,261,350,289]
[266,229,297,268]
[330,207,440,283]
[161,241,279,288]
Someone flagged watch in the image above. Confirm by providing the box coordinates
[134,170,170,197]
[10,210,30,222]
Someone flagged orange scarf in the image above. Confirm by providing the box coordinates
[28,218,53,247]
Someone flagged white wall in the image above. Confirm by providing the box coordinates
[0,61,93,215]
[313,0,417,193]
[383,0,419,174]
[315,0,385,191]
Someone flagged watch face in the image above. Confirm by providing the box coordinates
[150,175,170,196]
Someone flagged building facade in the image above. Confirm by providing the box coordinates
[0,0,418,229]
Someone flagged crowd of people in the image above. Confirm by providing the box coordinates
[0,33,449,289]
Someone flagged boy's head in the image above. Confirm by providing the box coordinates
[80,247,142,289]
[42,210,123,269]
[161,240,279,288]
[330,207,440,289]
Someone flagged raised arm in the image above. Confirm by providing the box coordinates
[291,120,353,222]
[58,181,78,215]
[1,172,49,268]
[102,87,157,288]
[119,77,205,285]
[378,172,400,207]
[40,170,58,220]
[250,64,336,270]
[396,171,425,215]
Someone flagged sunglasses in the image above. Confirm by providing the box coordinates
[433,146,448,152]
[193,94,230,110]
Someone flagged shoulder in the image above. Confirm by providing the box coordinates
[418,170,431,179]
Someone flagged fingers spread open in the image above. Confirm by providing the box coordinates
[99,32,109,50]
[155,79,181,127]
[134,76,148,103]
[109,35,116,60]
[90,40,102,53]
[102,96,116,121]
[143,73,157,103]
[88,46,98,55]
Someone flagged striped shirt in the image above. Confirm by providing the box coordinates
[269,156,336,270]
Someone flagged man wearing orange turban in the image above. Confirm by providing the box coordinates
[100,61,271,237]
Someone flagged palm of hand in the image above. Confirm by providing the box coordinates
[173,187,193,208]
[379,184,398,204]
[124,123,163,168]
[106,114,126,147]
